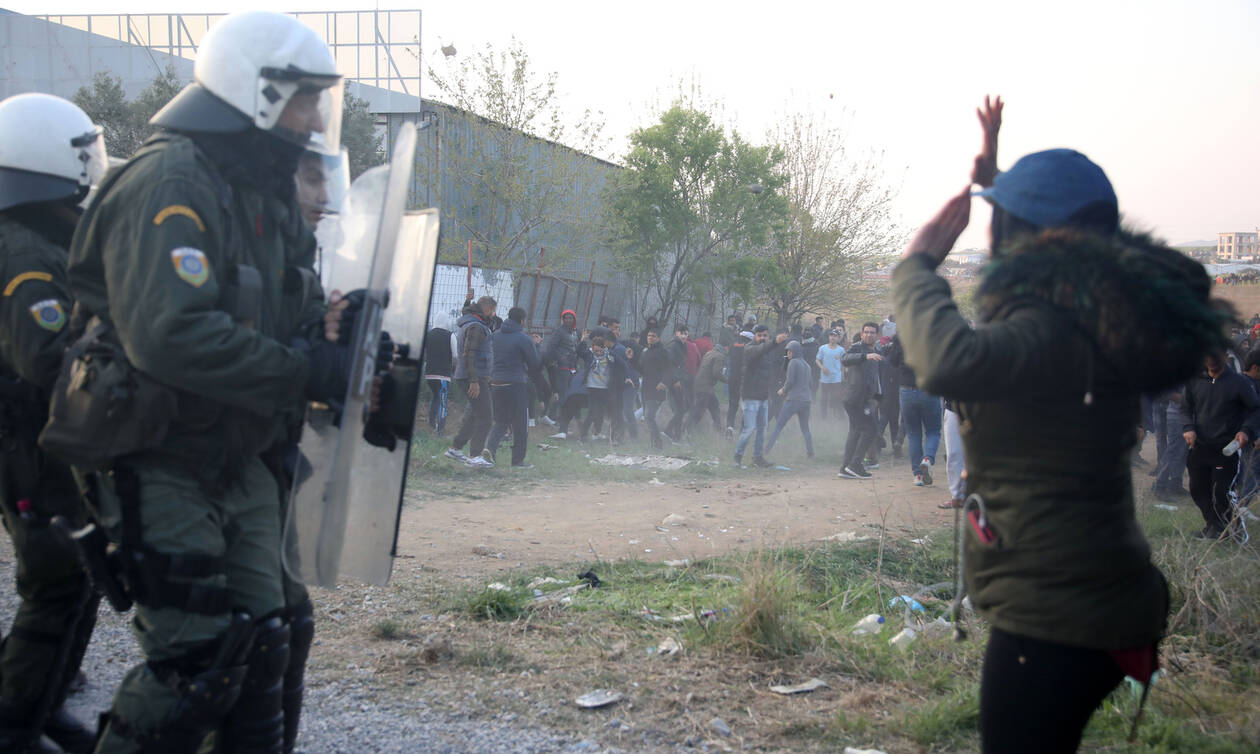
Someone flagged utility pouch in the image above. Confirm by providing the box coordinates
[51,517,133,612]
[38,320,177,469]
[220,264,263,328]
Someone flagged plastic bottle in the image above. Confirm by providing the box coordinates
[889,627,917,650]
[851,614,885,635]
[1223,439,1242,456]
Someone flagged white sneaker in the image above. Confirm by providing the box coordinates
[540,416,558,426]
[465,455,494,468]
[527,418,536,427]
[591,433,607,441]
[445,448,467,461]
[919,457,933,486]
[550,432,568,440]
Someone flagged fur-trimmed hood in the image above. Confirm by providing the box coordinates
[976,227,1233,392]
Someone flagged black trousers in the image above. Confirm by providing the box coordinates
[1186,443,1241,531]
[689,392,722,431]
[452,377,493,455]
[980,627,1124,754]
[486,382,529,466]
[843,401,876,468]
[664,384,688,439]
[726,386,742,430]
[580,388,619,440]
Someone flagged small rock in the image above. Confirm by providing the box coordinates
[661,513,688,527]
[420,633,453,664]
[710,717,732,736]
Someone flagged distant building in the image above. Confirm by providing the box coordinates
[1218,231,1259,261]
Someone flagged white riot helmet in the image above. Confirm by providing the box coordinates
[0,94,108,212]
[151,11,343,155]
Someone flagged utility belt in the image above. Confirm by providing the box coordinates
[53,466,231,615]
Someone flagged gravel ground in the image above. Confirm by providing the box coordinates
[0,552,637,754]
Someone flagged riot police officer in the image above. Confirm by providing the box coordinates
[0,93,105,754]
[63,11,351,753]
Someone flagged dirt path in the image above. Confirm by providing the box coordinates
[399,465,959,582]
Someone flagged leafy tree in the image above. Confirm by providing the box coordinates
[609,103,789,325]
[74,66,184,159]
[424,37,609,274]
[341,91,385,179]
[759,111,901,327]
[73,72,136,158]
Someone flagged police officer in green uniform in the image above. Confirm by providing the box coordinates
[63,11,351,753]
[0,93,107,754]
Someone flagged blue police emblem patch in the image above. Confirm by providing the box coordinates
[170,247,210,287]
[29,299,66,332]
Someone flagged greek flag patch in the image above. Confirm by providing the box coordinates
[29,299,66,332]
[170,247,210,287]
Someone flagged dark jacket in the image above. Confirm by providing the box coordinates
[694,347,727,395]
[422,312,455,379]
[1181,366,1260,449]
[727,341,746,396]
[490,318,540,385]
[68,132,323,478]
[892,227,1230,650]
[741,338,786,400]
[0,210,77,393]
[638,343,675,402]
[453,307,493,381]
[840,341,882,405]
[542,324,578,368]
[884,336,917,390]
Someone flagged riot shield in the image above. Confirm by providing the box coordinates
[283,121,440,586]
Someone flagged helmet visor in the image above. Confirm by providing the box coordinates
[70,128,108,189]
[294,147,349,227]
[257,67,343,156]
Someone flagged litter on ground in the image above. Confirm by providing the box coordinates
[591,453,692,470]
[769,678,829,695]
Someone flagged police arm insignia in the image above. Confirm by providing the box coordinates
[170,247,210,287]
[29,299,66,332]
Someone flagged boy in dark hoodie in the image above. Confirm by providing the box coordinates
[763,340,814,459]
[485,306,542,467]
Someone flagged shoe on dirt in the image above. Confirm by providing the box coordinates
[938,498,964,509]
[864,460,880,470]
[512,463,535,469]
[733,454,743,468]
[919,457,933,485]
[845,465,872,479]
[445,447,467,461]
[837,468,858,479]
[465,455,494,469]
[914,474,925,486]
[540,415,558,426]
[549,432,568,440]
[752,456,772,468]
[1193,525,1224,540]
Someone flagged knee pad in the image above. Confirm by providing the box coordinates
[222,615,291,754]
[111,613,254,754]
[282,598,314,753]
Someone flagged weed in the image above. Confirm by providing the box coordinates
[902,684,980,748]
[371,619,403,641]
[465,586,526,621]
[456,643,523,672]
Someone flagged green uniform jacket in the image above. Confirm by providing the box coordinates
[892,229,1227,650]
[68,134,324,479]
[0,214,75,393]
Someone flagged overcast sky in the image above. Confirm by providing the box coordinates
[12,0,1259,248]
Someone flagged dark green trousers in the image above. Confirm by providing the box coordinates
[0,437,95,718]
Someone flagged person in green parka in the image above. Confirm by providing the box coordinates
[892,96,1232,753]
[0,93,108,754]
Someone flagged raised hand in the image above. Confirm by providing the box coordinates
[902,186,972,266]
[971,95,1004,188]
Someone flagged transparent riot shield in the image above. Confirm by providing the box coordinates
[283,121,440,586]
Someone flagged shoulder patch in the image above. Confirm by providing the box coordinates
[170,247,210,287]
[4,271,53,297]
[29,299,66,332]
[153,205,206,232]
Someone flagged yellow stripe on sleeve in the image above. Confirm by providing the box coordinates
[3,271,53,297]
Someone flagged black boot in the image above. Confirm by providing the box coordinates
[42,707,96,754]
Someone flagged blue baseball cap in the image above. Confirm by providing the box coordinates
[975,148,1117,230]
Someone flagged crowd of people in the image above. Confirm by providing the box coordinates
[426,298,970,506]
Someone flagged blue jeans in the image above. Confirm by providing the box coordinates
[735,399,768,460]
[764,399,813,457]
[900,387,942,477]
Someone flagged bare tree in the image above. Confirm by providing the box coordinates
[424,38,610,275]
[760,111,901,327]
